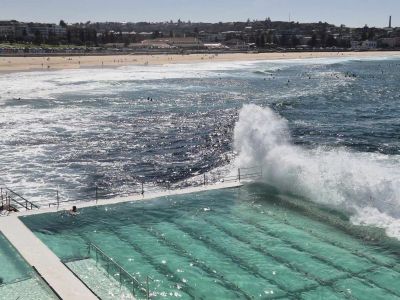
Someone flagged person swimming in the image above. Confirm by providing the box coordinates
[69,205,78,215]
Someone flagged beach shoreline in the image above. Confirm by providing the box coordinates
[1,51,399,73]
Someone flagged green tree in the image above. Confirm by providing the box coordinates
[33,30,42,45]
[59,20,67,27]
[291,35,299,47]
[152,31,160,39]
[361,25,369,40]
[260,34,265,47]
[326,34,337,47]
[308,33,317,48]
[368,28,375,40]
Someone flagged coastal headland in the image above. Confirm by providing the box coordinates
[1,51,399,73]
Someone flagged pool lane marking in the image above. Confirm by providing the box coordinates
[0,216,99,300]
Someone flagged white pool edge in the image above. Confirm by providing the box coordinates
[17,181,244,217]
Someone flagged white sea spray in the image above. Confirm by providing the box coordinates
[234,104,400,239]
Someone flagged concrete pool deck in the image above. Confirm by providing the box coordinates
[0,181,243,299]
[0,216,98,300]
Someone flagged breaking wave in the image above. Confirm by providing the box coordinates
[234,104,400,239]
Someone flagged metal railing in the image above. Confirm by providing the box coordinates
[220,166,263,183]
[0,187,40,211]
[2,167,263,211]
[87,242,151,299]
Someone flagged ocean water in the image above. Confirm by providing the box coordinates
[1,56,400,238]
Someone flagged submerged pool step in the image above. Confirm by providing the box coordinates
[81,231,188,300]
[236,203,400,274]
[117,225,249,300]
[66,258,135,300]
[239,201,399,269]
[101,228,196,300]
[203,214,347,284]
[173,216,319,294]
[133,219,265,300]
[146,221,288,298]
[0,277,58,300]
[230,209,400,298]
[231,209,372,272]
[334,277,400,300]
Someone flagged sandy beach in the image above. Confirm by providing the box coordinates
[0,51,399,73]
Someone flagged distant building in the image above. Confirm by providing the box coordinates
[198,31,223,42]
[0,21,17,39]
[140,39,174,49]
[203,43,228,49]
[120,31,136,36]
[220,31,242,41]
[299,36,311,45]
[140,37,204,49]
[361,40,377,49]
[167,37,203,48]
[379,37,400,48]
[138,32,153,37]
[223,38,249,50]
[351,40,377,50]
[28,23,66,39]
[0,24,15,38]
[14,24,29,38]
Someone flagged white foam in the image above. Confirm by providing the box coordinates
[2,56,397,102]
[0,61,256,101]
[234,104,400,239]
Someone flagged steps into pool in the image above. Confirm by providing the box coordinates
[65,258,136,300]
[0,277,58,300]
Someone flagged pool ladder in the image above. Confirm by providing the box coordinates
[0,187,39,212]
[87,242,152,299]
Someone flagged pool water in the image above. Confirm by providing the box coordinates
[0,232,31,285]
[21,184,400,299]
[0,232,59,300]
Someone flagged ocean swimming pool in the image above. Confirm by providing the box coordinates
[21,184,400,299]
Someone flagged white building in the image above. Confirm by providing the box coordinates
[351,40,377,50]
[379,37,400,48]
[28,24,66,39]
[0,25,15,38]
[361,40,377,49]
[0,21,16,38]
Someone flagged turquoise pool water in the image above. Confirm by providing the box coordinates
[0,232,58,299]
[22,184,400,299]
[0,232,31,285]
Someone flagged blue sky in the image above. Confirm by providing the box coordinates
[1,0,398,28]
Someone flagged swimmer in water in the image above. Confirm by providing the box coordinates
[69,205,78,215]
